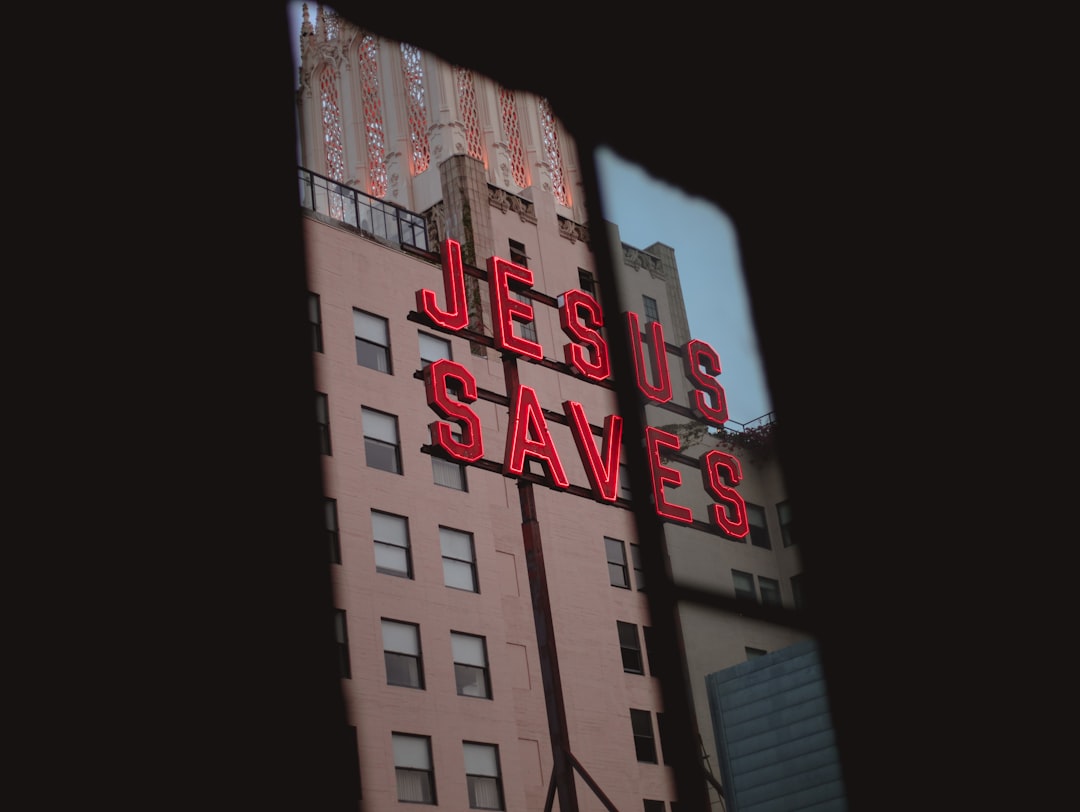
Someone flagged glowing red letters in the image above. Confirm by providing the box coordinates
[415,239,748,535]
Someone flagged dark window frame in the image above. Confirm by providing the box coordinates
[606,537,630,588]
[777,499,794,547]
[361,406,402,474]
[452,631,492,699]
[392,732,436,805]
[382,618,425,690]
[309,291,324,353]
[759,575,782,606]
[440,526,479,593]
[354,307,392,373]
[631,708,658,763]
[316,392,332,456]
[617,621,644,674]
[732,569,757,602]
[372,509,412,579]
[463,741,504,810]
[746,501,771,549]
[333,608,351,679]
[325,497,341,564]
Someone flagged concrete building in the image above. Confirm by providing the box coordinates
[294,5,816,809]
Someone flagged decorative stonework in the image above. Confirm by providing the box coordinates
[488,186,537,224]
[623,245,667,280]
[385,151,403,200]
[557,216,589,245]
[424,202,446,247]
[535,161,553,195]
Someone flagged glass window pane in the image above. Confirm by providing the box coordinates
[392,734,431,769]
[365,438,400,472]
[362,408,398,442]
[451,633,486,665]
[375,543,409,576]
[382,620,419,654]
[354,309,388,343]
[419,332,451,364]
[463,743,498,775]
[440,528,474,560]
[372,511,407,544]
[444,558,477,591]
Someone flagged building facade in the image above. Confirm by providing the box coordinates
[295,5,811,809]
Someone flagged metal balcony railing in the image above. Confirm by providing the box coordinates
[298,167,429,252]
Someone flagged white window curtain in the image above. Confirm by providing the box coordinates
[382,620,419,655]
[440,528,473,561]
[452,633,486,667]
[372,511,407,544]
[362,408,398,443]
[354,309,388,344]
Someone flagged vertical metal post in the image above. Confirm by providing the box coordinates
[504,354,579,812]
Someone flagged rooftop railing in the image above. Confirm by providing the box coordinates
[298,167,429,252]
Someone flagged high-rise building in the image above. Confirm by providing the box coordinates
[294,5,820,809]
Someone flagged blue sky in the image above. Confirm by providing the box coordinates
[594,148,773,425]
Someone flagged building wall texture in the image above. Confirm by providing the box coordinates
[296,6,815,810]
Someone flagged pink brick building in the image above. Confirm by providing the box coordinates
[295,6,808,809]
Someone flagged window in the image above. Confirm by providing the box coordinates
[644,801,666,812]
[463,742,504,810]
[777,500,794,547]
[791,573,806,610]
[759,576,782,606]
[333,608,351,679]
[606,537,629,588]
[354,308,392,373]
[433,455,468,490]
[326,498,341,564]
[746,647,767,659]
[440,526,478,592]
[309,292,323,353]
[618,462,633,501]
[746,502,771,549]
[382,619,424,689]
[511,291,538,343]
[433,428,467,490]
[393,733,435,804]
[362,407,401,473]
[732,569,757,601]
[316,392,332,455]
[617,621,644,674]
[630,709,658,763]
[452,632,491,698]
[630,542,645,591]
[578,268,596,295]
[372,510,412,578]
[419,331,452,367]
[643,294,659,324]
[509,239,528,266]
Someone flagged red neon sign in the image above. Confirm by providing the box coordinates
[700,449,749,538]
[626,311,673,404]
[563,401,623,503]
[424,358,483,462]
[558,289,610,382]
[416,238,469,331]
[504,385,570,488]
[417,239,749,538]
[489,256,544,360]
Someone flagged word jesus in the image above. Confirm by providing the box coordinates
[416,239,749,537]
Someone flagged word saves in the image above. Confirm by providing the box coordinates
[416,239,749,539]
